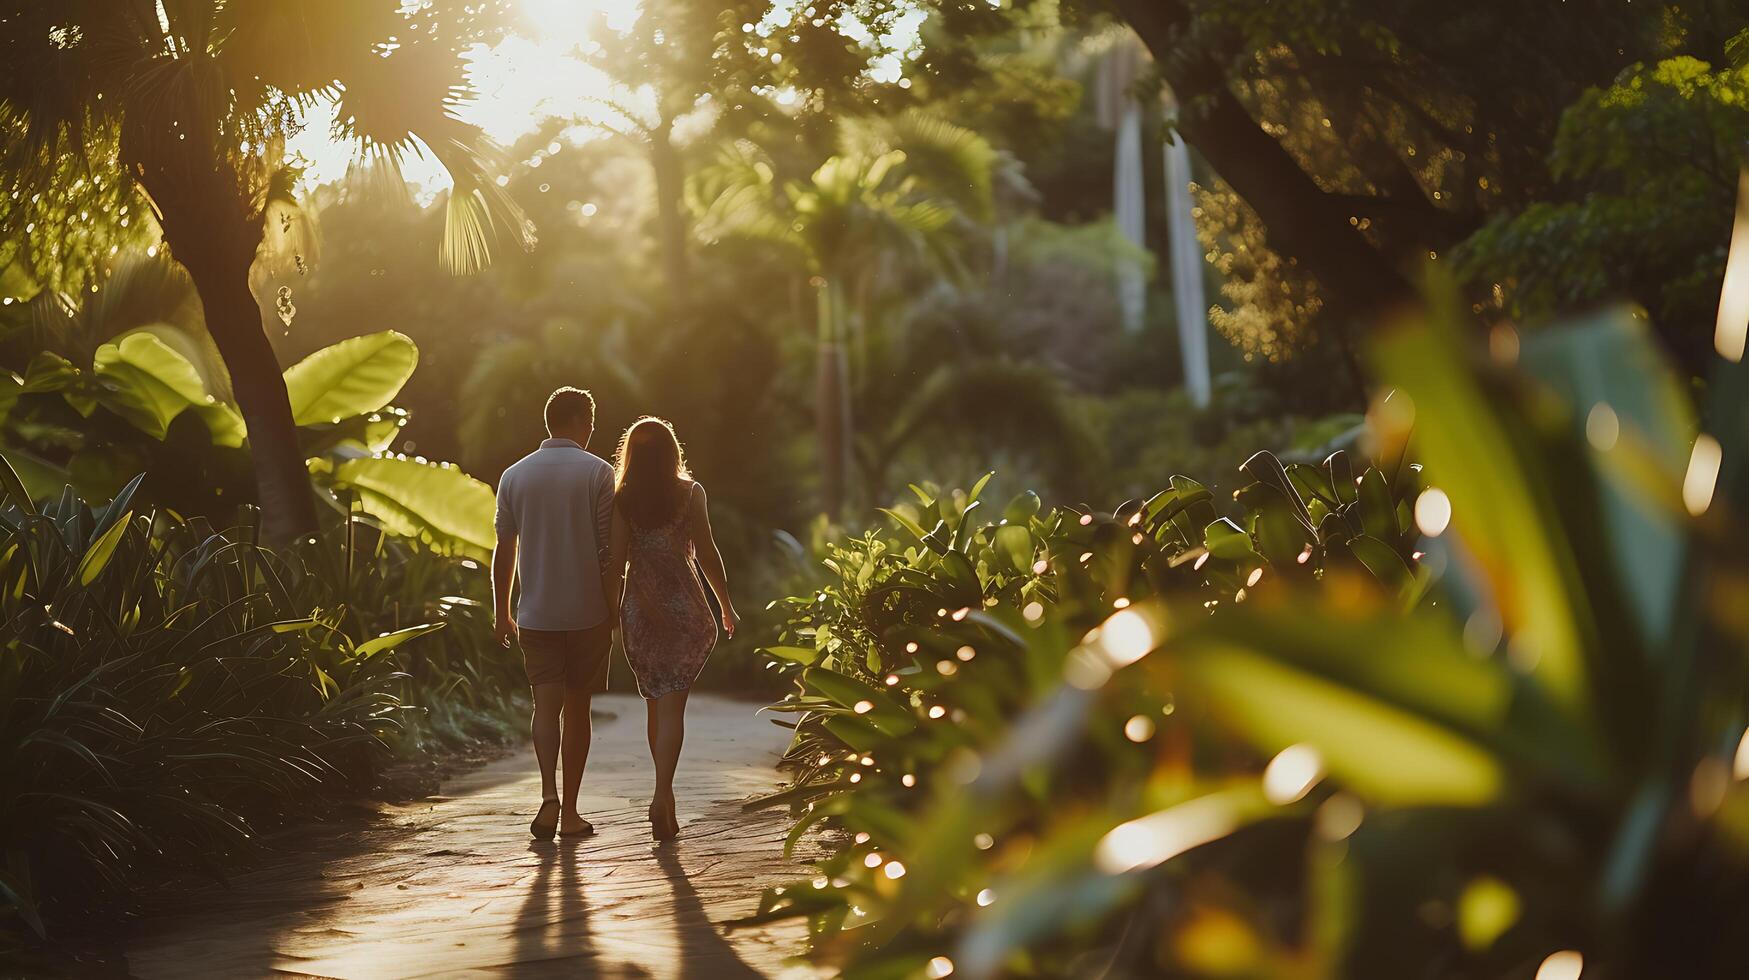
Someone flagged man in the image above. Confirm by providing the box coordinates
[492,387,619,840]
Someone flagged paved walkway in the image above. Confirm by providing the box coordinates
[126,694,820,979]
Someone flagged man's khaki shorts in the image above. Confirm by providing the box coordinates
[517,622,613,690]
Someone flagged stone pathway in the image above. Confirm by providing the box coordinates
[126,694,821,979]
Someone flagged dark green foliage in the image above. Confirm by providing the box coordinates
[0,473,515,944]
[1457,45,1749,372]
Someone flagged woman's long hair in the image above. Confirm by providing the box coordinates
[614,416,692,529]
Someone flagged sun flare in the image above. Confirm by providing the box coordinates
[289,0,645,192]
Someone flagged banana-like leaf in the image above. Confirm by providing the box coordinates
[21,352,77,393]
[328,455,495,559]
[283,330,418,426]
[92,334,246,446]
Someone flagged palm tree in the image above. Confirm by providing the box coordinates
[688,112,995,517]
[0,1,529,543]
[570,0,722,297]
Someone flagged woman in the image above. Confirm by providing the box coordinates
[608,417,739,841]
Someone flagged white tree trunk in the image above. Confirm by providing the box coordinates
[1114,98,1147,333]
[1163,131,1211,406]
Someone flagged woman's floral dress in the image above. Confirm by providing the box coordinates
[621,483,718,699]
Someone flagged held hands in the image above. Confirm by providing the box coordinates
[495,614,517,649]
[721,606,740,638]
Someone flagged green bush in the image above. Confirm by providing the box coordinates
[744,307,1749,977]
[0,470,516,944]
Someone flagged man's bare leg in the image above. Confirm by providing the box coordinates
[530,681,564,838]
[559,683,595,835]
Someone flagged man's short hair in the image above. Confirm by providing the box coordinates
[544,387,596,433]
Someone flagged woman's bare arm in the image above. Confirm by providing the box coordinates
[607,503,629,622]
[687,483,738,636]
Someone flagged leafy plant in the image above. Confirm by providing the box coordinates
[0,465,518,948]
[1,304,495,558]
[744,305,1749,977]
[0,0,532,541]
[689,112,998,516]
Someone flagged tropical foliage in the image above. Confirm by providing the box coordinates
[0,467,517,945]
[1457,49,1749,372]
[0,0,529,541]
[744,305,1749,977]
[689,112,999,515]
[1,263,493,557]
[2,0,1743,974]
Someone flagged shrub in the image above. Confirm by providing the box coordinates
[743,307,1749,977]
[0,470,514,943]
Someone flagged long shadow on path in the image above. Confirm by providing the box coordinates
[505,840,603,976]
[655,843,765,980]
[123,693,819,979]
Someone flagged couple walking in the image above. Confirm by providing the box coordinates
[491,387,739,842]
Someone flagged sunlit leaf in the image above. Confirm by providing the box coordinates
[283,330,418,426]
[328,455,495,558]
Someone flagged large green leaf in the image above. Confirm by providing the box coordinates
[283,330,418,426]
[329,455,495,558]
[92,333,245,446]
[1373,317,1593,715]
[0,372,20,426]
[1178,644,1505,806]
[1167,599,1603,801]
[1518,309,1691,652]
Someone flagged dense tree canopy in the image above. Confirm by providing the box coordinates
[707,0,1733,360]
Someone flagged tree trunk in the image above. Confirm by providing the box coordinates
[1110,0,1419,324]
[1162,123,1212,407]
[815,281,851,519]
[122,125,318,545]
[1113,95,1148,332]
[650,122,689,297]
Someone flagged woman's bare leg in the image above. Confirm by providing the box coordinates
[652,690,689,833]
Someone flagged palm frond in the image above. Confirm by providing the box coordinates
[841,110,998,221]
[688,142,808,260]
[425,130,532,275]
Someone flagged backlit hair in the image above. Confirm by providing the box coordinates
[614,417,692,529]
[544,386,595,433]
